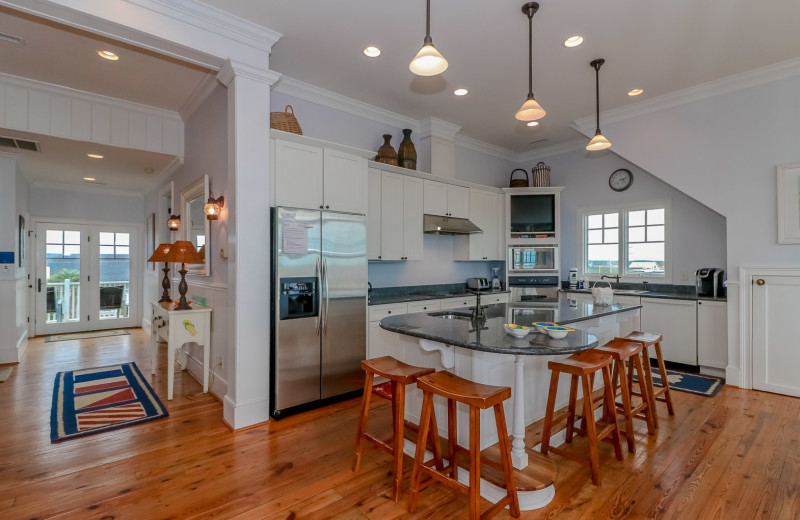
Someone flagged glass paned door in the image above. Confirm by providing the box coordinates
[36,224,89,334]
[98,231,131,321]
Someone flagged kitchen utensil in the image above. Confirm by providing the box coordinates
[591,280,613,306]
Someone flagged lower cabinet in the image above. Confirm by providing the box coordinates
[697,300,727,370]
[640,297,697,365]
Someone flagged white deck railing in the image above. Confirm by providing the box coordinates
[47,280,130,322]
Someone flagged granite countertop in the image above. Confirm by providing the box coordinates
[377,300,647,356]
[368,288,510,306]
[560,288,726,302]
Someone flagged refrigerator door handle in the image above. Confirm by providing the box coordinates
[323,257,330,334]
[315,256,321,336]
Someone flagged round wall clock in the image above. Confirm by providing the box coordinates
[609,168,633,192]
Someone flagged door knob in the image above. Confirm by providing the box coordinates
[756,279,765,286]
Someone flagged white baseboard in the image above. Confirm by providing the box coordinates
[725,366,742,388]
[0,330,28,364]
[142,318,152,336]
[699,366,726,378]
[223,395,271,430]
[183,350,228,399]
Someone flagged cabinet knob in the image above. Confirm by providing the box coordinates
[387,311,391,314]
[698,301,702,305]
[378,256,381,259]
[756,279,765,286]
[319,205,324,209]
[325,205,330,209]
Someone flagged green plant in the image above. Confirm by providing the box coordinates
[48,269,80,283]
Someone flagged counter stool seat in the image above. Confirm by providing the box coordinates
[540,350,623,486]
[624,331,675,428]
[353,356,437,502]
[409,371,520,520]
[595,338,656,453]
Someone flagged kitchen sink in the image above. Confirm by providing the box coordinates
[427,311,473,320]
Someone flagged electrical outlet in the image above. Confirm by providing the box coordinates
[679,271,689,281]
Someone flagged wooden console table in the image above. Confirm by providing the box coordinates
[151,301,212,400]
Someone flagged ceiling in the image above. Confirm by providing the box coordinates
[3,1,800,192]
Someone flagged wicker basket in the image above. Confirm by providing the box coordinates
[591,281,614,306]
[509,168,529,188]
[270,105,302,135]
[532,162,551,187]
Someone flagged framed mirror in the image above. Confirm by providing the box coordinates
[180,174,210,276]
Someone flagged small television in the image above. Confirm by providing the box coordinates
[509,194,555,234]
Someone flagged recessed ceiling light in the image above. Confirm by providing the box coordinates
[363,46,381,57]
[87,153,104,159]
[527,121,539,127]
[628,88,644,96]
[97,50,119,61]
[83,177,96,181]
[454,88,468,96]
[564,36,584,48]
[144,167,155,174]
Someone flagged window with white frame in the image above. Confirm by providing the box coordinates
[583,205,666,277]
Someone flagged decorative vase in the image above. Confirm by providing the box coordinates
[375,134,398,166]
[397,129,417,170]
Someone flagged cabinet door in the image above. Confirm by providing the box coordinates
[403,177,424,261]
[613,295,641,336]
[367,168,381,260]
[380,172,404,261]
[446,185,470,219]
[481,191,499,260]
[407,300,441,314]
[640,298,697,365]
[753,274,800,396]
[323,148,367,214]
[423,180,447,216]
[466,189,485,260]
[274,139,323,210]
[440,296,477,310]
[697,300,727,369]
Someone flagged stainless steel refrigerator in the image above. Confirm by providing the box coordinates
[270,207,367,418]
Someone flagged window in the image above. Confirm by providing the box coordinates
[583,205,666,277]
[99,232,130,259]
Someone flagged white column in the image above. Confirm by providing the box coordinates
[218,60,281,429]
[510,354,528,469]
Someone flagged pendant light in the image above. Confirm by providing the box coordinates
[586,58,612,150]
[409,0,448,76]
[515,2,545,121]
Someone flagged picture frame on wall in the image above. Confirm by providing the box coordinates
[146,212,156,271]
[777,163,800,244]
[18,215,25,268]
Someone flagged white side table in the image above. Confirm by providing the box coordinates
[151,301,212,400]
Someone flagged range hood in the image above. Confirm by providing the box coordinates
[423,214,483,235]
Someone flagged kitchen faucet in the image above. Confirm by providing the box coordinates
[469,291,488,322]
[601,274,620,289]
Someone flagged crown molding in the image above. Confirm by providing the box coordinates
[517,138,588,163]
[573,57,800,133]
[179,71,220,120]
[30,180,145,198]
[218,60,281,87]
[418,117,462,141]
[454,134,517,162]
[272,76,421,133]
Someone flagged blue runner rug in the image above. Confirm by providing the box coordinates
[50,362,168,442]
[646,368,723,397]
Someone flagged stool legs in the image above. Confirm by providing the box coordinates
[540,371,560,455]
[493,404,521,518]
[408,392,437,514]
[391,380,404,501]
[601,365,624,463]
[653,341,675,416]
[611,358,636,453]
[352,371,374,473]
[469,407,481,520]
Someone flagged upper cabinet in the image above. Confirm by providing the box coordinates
[454,188,502,261]
[423,180,469,219]
[370,168,423,261]
[272,132,370,214]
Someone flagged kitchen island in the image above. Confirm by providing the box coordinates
[379,296,641,509]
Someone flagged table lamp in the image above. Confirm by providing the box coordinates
[147,243,173,303]
[165,240,205,310]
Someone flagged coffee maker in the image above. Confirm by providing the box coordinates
[695,268,725,298]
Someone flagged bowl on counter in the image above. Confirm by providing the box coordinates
[533,321,556,333]
[545,326,569,339]
[504,324,530,338]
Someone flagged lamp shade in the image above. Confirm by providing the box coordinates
[167,215,181,230]
[148,243,172,263]
[515,94,546,121]
[409,43,448,76]
[165,240,205,265]
[586,131,612,151]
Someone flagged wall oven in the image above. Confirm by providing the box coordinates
[507,246,558,274]
[508,275,560,303]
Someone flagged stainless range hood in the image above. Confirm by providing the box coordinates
[423,214,483,235]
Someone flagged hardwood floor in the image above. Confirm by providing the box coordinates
[2,329,799,519]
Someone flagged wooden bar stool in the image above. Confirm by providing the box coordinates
[594,338,656,453]
[352,356,437,502]
[540,350,623,486]
[408,371,520,520]
[625,331,675,428]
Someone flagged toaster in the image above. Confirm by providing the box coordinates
[467,278,490,290]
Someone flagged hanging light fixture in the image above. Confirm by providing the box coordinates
[204,191,224,221]
[586,58,612,151]
[409,0,448,76]
[515,2,545,122]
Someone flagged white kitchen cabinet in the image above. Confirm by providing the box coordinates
[376,171,423,261]
[273,137,367,212]
[440,296,477,310]
[367,303,408,376]
[367,168,382,260]
[483,293,509,305]
[697,300,727,371]
[640,297,697,365]
[454,189,501,261]
[407,300,441,314]
[423,180,469,219]
[613,295,641,337]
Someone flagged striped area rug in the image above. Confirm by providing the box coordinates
[50,362,167,442]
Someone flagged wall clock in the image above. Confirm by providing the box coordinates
[609,168,633,192]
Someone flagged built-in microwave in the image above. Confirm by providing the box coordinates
[507,246,559,274]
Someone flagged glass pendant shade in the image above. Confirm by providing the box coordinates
[409,42,448,76]
[586,131,612,150]
[515,94,546,121]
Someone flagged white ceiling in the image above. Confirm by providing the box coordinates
[3,1,800,192]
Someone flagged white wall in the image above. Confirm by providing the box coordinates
[596,71,800,386]
[455,146,518,188]
[537,148,727,284]
[30,185,144,224]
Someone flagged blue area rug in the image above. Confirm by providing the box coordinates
[51,362,168,442]
[646,368,723,397]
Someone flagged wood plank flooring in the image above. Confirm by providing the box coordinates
[1,328,799,519]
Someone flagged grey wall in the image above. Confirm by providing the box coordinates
[538,149,727,285]
[30,185,144,224]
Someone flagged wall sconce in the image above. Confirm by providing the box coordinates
[204,193,224,220]
[167,214,181,230]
